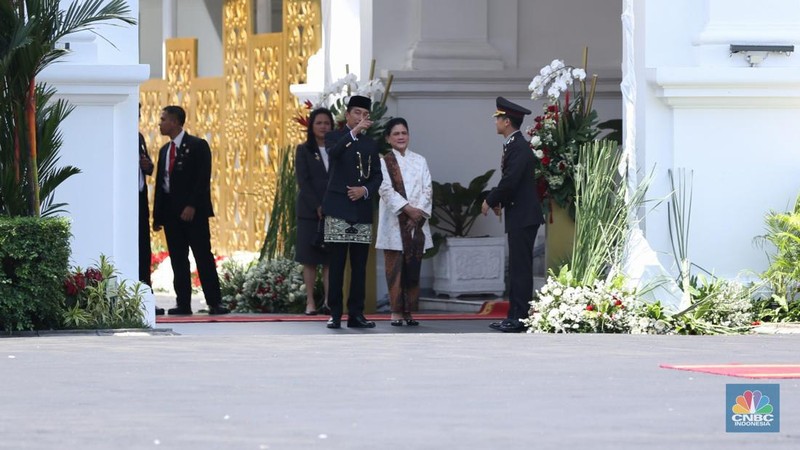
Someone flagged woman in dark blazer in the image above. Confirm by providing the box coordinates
[295,107,334,315]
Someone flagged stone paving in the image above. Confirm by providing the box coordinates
[2,322,800,449]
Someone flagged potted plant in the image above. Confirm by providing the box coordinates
[429,169,506,297]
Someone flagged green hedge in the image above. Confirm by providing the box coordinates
[0,217,71,332]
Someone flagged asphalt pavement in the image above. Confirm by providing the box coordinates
[2,324,800,449]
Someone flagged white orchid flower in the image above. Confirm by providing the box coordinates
[550,59,564,70]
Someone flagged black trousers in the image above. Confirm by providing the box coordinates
[507,224,539,321]
[162,201,222,309]
[138,189,151,286]
[327,242,369,319]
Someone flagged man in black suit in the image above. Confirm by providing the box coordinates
[138,104,164,316]
[482,97,545,332]
[152,105,229,316]
[322,95,383,329]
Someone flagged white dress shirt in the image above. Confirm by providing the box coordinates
[163,130,185,194]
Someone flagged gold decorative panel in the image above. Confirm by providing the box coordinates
[140,0,322,254]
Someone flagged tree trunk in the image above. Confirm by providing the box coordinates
[25,78,40,216]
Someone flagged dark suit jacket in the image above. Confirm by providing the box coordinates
[322,127,382,224]
[139,133,154,180]
[486,130,545,232]
[295,142,330,220]
[153,132,215,227]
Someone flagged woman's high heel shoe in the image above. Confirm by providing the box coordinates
[390,319,404,326]
[403,316,419,326]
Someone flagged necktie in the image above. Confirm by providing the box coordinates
[168,141,176,174]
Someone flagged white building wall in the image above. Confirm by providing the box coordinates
[638,0,800,279]
[368,0,623,297]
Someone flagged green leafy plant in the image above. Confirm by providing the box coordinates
[0,0,134,217]
[752,295,800,323]
[570,140,651,285]
[62,255,147,329]
[0,216,70,332]
[427,169,495,257]
[755,194,800,303]
[260,145,297,261]
[1,85,81,216]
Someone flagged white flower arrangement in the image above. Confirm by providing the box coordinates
[316,73,386,113]
[295,61,393,141]
[528,59,586,101]
[524,271,756,335]
[524,275,647,334]
[525,53,597,214]
[220,256,306,313]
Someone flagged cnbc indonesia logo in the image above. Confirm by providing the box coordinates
[727,385,780,432]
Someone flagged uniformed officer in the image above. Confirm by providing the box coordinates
[482,97,545,332]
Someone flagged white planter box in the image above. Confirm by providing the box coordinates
[433,236,506,297]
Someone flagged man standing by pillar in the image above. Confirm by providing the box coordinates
[152,105,229,315]
[482,97,544,332]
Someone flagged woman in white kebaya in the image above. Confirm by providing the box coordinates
[376,118,433,326]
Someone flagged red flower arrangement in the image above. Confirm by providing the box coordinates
[151,250,169,273]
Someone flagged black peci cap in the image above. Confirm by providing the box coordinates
[347,95,372,111]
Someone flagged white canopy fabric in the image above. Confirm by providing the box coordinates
[619,0,683,310]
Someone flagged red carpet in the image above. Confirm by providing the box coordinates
[660,363,800,379]
[157,300,509,323]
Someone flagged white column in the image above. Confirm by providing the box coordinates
[162,0,177,38]
[407,0,502,70]
[255,0,270,33]
[162,0,177,76]
[43,0,153,326]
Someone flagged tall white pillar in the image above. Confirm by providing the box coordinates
[162,0,177,76]
[42,0,153,325]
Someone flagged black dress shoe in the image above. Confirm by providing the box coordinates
[168,307,193,315]
[347,315,376,328]
[488,321,503,330]
[304,310,318,316]
[326,317,341,329]
[155,307,165,316]
[208,305,230,315]
[498,321,527,333]
[403,315,419,326]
